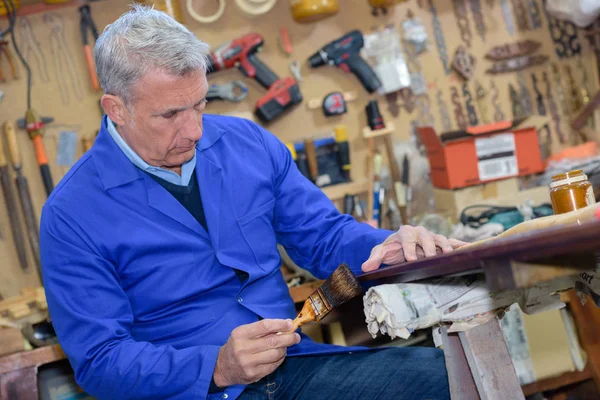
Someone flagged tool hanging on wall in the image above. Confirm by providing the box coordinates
[500,0,516,35]
[517,71,534,116]
[467,0,486,42]
[462,82,478,126]
[289,60,302,83]
[436,89,452,131]
[18,17,49,84]
[511,0,530,31]
[24,109,54,197]
[452,45,476,80]
[545,6,582,59]
[289,0,339,23]
[509,83,527,119]
[335,125,351,181]
[79,4,99,91]
[524,0,542,30]
[451,86,467,129]
[531,73,546,116]
[306,91,356,116]
[452,0,472,48]
[0,124,28,273]
[474,81,490,124]
[543,70,566,144]
[485,40,541,60]
[490,80,505,121]
[278,27,293,56]
[428,0,451,75]
[44,13,84,105]
[4,121,42,281]
[486,54,548,74]
[206,81,248,102]
[0,39,18,82]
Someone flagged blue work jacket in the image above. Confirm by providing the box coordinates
[40,115,391,400]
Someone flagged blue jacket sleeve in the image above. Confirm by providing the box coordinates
[251,123,393,279]
[40,205,220,400]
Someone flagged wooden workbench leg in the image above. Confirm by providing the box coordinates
[0,366,38,400]
[440,326,480,400]
[459,317,525,400]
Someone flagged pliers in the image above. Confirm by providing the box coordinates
[79,4,99,90]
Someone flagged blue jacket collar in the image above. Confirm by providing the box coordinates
[93,114,226,191]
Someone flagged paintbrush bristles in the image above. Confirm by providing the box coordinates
[317,263,362,310]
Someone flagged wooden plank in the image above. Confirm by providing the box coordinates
[0,366,38,400]
[0,345,65,375]
[440,326,480,400]
[521,367,593,396]
[459,318,524,400]
[321,179,369,202]
[567,291,600,392]
[359,219,600,285]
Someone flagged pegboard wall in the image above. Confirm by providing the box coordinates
[0,0,597,296]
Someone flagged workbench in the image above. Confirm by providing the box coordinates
[360,218,600,399]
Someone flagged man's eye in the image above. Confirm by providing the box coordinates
[162,111,177,119]
[194,99,208,110]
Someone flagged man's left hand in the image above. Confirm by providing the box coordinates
[361,226,467,272]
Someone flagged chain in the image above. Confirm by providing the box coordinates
[468,0,486,42]
[550,63,568,117]
[474,80,490,124]
[525,0,542,30]
[517,71,534,116]
[543,71,566,144]
[545,6,582,58]
[453,0,472,47]
[428,0,451,74]
[531,72,546,116]
[436,89,452,131]
[416,94,435,127]
[490,80,505,121]
[510,83,527,119]
[511,0,530,31]
[451,86,467,129]
[463,82,479,126]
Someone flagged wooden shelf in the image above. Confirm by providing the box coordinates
[321,179,369,202]
[0,344,65,375]
[522,367,593,396]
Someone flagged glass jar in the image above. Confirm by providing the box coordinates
[549,169,596,215]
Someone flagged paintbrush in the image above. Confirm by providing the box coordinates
[291,263,362,330]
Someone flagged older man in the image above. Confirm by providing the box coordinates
[40,6,462,400]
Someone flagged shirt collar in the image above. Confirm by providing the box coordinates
[105,117,196,186]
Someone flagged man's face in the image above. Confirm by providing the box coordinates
[118,68,208,172]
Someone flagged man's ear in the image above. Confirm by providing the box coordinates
[101,94,128,125]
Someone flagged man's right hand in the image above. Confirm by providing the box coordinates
[213,319,301,387]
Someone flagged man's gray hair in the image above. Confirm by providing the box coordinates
[95,4,210,106]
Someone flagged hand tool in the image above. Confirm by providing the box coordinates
[24,108,54,196]
[4,121,41,280]
[452,0,472,48]
[0,39,18,82]
[485,40,541,60]
[289,60,302,83]
[307,30,382,94]
[543,71,566,144]
[291,264,361,330]
[531,73,546,116]
[334,125,351,181]
[278,27,293,56]
[17,17,50,84]
[428,0,451,74]
[511,0,529,31]
[500,0,516,35]
[303,139,319,183]
[486,54,548,74]
[0,122,28,272]
[206,81,248,102]
[78,4,99,91]
[490,80,505,121]
[525,0,542,29]
[306,92,356,116]
[206,33,302,122]
[467,0,486,42]
[17,115,53,130]
[286,142,310,180]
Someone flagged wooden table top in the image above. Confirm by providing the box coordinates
[359,219,600,285]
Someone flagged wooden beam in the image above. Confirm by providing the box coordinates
[521,367,593,396]
[0,366,38,400]
[440,326,479,400]
[0,345,65,375]
[459,318,525,400]
[572,91,600,131]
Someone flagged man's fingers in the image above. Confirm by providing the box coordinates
[235,319,293,339]
[416,227,436,257]
[253,348,288,366]
[434,234,454,253]
[248,332,300,354]
[361,244,385,272]
[449,238,469,249]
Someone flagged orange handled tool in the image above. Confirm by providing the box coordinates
[79,4,100,91]
[25,108,54,197]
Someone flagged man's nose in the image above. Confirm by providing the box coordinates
[181,110,203,141]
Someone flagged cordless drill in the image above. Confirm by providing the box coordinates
[206,33,302,122]
[308,30,382,94]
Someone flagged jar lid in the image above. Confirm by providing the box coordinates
[550,170,589,188]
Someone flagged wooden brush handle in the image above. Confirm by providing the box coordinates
[291,299,317,331]
[3,121,20,169]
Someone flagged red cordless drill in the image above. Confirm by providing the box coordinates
[207,33,302,122]
[308,30,382,94]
